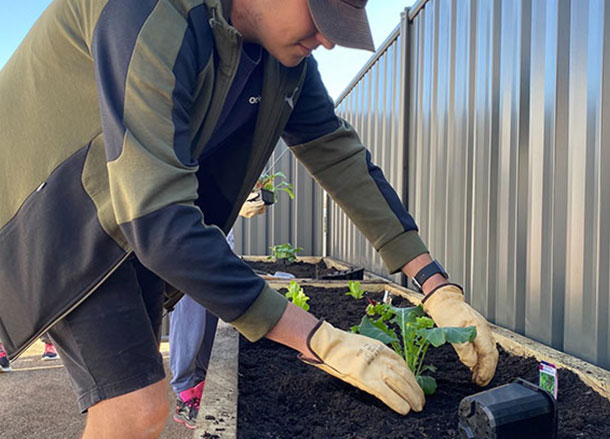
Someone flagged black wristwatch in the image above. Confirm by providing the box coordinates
[412,260,449,291]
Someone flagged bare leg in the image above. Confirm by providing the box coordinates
[82,379,169,439]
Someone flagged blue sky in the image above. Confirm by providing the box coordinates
[0,1,416,100]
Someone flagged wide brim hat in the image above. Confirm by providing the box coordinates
[307,0,375,52]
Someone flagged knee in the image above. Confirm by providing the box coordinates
[136,395,170,435]
[86,386,170,439]
[113,393,169,437]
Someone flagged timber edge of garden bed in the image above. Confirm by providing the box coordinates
[194,277,610,439]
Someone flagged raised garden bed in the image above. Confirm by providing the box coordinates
[242,256,364,281]
[197,281,610,439]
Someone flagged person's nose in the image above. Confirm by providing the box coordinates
[315,32,335,50]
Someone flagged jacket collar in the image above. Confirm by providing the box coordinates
[205,0,240,55]
[205,0,234,32]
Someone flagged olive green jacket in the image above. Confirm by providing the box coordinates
[0,0,427,358]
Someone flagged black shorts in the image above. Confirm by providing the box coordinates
[47,256,166,412]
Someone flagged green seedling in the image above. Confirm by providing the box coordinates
[284,280,310,311]
[256,171,294,201]
[351,298,476,395]
[268,243,303,263]
[345,281,366,300]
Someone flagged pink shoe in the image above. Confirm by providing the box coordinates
[42,343,58,361]
[0,344,11,372]
[173,381,205,429]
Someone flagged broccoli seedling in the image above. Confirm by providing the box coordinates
[351,299,476,395]
[284,281,310,311]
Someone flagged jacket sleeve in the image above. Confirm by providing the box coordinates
[89,0,286,341]
[284,57,429,274]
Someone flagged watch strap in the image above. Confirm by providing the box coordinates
[413,260,448,291]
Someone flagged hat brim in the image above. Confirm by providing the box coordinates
[307,0,375,52]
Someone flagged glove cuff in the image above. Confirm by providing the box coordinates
[421,283,464,307]
[297,319,326,364]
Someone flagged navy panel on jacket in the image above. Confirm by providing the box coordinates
[199,43,263,160]
[365,150,418,231]
[119,204,267,322]
[91,0,158,161]
[0,145,127,356]
[172,4,214,166]
[282,56,340,146]
[196,114,259,228]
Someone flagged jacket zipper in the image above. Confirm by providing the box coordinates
[251,73,305,180]
[193,7,242,160]
[10,251,133,360]
[226,83,287,226]
[226,62,307,226]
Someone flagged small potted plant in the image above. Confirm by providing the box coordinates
[255,172,294,205]
[268,243,303,265]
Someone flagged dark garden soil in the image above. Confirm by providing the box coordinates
[238,286,610,439]
[244,259,358,279]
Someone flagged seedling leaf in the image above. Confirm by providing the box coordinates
[421,327,447,348]
[284,281,310,311]
[356,316,398,345]
[443,326,477,344]
[391,305,424,335]
[269,243,303,262]
[345,281,365,300]
[416,375,437,396]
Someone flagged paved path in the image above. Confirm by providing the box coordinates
[0,341,194,439]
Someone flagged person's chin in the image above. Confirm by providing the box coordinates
[278,54,306,67]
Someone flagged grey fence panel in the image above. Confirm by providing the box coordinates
[562,0,610,366]
[232,139,323,257]
[231,0,610,369]
[407,0,610,369]
[333,23,407,283]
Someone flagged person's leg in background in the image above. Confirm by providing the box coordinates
[0,341,11,372]
[40,332,59,360]
[193,310,219,385]
[48,257,169,439]
[169,295,218,429]
[168,229,234,429]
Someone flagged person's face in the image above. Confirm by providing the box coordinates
[246,0,335,67]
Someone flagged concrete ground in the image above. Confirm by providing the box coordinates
[0,340,194,439]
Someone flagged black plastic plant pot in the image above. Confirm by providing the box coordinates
[458,378,557,439]
[260,189,275,205]
[319,267,364,280]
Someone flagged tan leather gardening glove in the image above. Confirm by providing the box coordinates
[238,192,267,218]
[300,320,425,415]
[422,284,498,386]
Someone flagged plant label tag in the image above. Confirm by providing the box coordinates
[382,290,392,304]
[539,361,558,399]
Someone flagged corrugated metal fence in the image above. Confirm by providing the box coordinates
[331,22,409,284]
[405,0,609,369]
[235,0,610,369]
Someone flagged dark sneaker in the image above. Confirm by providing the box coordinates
[173,395,200,429]
[173,381,204,429]
[0,344,11,372]
[41,343,59,361]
